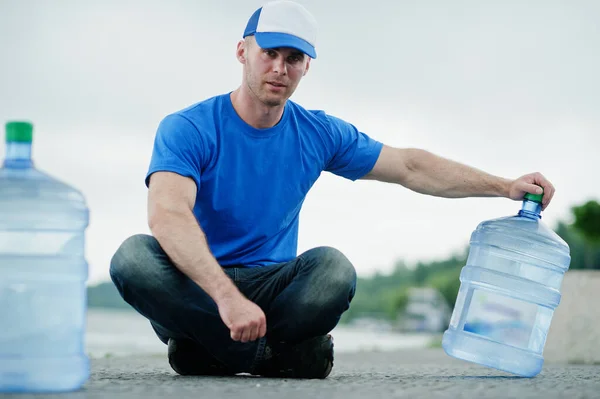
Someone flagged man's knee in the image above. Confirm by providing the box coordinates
[109,233,159,291]
[300,246,357,303]
[303,246,356,281]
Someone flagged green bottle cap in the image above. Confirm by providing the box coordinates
[5,121,33,143]
[524,188,543,203]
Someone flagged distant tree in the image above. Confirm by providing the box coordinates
[393,289,410,313]
[571,200,600,269]
[572,200,600,243]
[413,263,428,285]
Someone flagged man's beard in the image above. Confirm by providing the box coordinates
[246,70,287,107]
[262,95,283,107]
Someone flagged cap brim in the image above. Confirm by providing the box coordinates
[254,32,316,59]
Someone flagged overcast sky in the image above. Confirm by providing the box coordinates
[1,0,598,284]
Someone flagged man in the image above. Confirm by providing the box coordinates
[110,0,555,379]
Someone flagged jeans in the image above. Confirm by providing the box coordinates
[109,234,357,374]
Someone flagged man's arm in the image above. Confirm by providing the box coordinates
[362,145,555,210]
[147,171,266,342]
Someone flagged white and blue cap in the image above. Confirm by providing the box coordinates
[243,0,318,59]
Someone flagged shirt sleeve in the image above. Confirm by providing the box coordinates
[324,114,383,181]
[145,113,205,190]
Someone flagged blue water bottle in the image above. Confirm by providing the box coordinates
[0,121,90,392]
[442,191,571,377]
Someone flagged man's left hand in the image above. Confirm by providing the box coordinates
[508,172,555,211]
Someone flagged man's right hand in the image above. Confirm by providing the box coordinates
[217,293,267,343]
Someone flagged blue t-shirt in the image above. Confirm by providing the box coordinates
[146,93,383,268]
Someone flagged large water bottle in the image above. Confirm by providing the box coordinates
[0,121,90,392]
[442,191,571,377]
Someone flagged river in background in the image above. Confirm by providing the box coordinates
[86,308,436,359]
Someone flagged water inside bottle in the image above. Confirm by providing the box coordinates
[0,121,90,392]
[443,196,570,377]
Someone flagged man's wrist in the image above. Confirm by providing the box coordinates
[212,278,241,307]
[498,177,512,198]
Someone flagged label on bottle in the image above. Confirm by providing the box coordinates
[463,289,538,350]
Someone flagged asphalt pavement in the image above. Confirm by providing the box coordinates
[2,347,598,399]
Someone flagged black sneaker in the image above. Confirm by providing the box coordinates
[167,338,236,376]
[255,334,334,379]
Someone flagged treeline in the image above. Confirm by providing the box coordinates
[87,279,131,310]
[340,199,600,324]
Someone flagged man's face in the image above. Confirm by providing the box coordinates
[240,37,311,107]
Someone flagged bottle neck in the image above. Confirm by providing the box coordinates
[2,141,33,169]
[518,199,542,220]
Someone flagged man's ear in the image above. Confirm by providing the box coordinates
[303,58,311,76]
[236,40,246,64]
